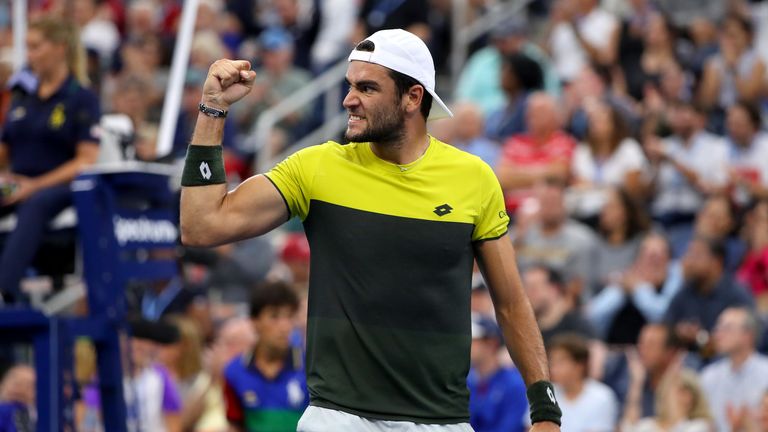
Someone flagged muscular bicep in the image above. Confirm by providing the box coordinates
[225,174,289,233]
[180,174,289,247]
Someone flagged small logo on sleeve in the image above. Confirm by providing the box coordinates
[199,162,212,180]
[433,204,453,217]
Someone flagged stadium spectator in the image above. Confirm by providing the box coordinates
[646,100,728,230]
[737,199,768,312]
[622,368,713,432]
[0,17,100,304]
[495,92,575,214]
[126,317,183,432]
[668,194,747,272]
[698,14,766,133]
[0,364,35,432]
[261,0,321,71]
[455,18,559,116]
[622,12,681,103]
[588,187,649,297]
[701,307,768,432]
[354,0,430,45]
[468,314,528,432]
[434,102,500,168]
[223,281,308,432]
[545,0,618,82]
[523,265,594,346]
[104,74,158,161]
[160,316,231,432]
[514,176,597,300]
[664,237,754,351]
[233,27,312,156]
[588,233,683,343]
[484,52,544,143]
[609,324,688,419]
[610,0,659,102]
[309,0,358,72]
[569,100,648,220]
[724,101,768,206]
[73,0,120,67]
[547,333,619,432]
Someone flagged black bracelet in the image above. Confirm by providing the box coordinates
[198,102,228,118]
[527,380,562,426]
[181,145,227,186]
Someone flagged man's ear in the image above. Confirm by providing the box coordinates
[405,85,424,115]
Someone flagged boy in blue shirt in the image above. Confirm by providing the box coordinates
[468,314,528,432]
[223,281,308,432]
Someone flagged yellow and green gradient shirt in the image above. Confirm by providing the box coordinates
[265,137,509,424]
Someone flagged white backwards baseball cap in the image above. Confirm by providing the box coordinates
[348,29,453,120]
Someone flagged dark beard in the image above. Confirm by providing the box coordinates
[345,104,406,145]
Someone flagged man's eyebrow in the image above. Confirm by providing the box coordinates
[345,78,380,90]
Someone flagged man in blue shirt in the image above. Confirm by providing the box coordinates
[468,314,528,432]
[664,236,754,352]
[223,281,308,432]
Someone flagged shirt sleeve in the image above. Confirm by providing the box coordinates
[223,378,244,425]
[157,365,182,413]
[263,143,327,220]
[473,161,510,241]
[74,87,101,144]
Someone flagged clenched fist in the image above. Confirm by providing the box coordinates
[201,59,257,109]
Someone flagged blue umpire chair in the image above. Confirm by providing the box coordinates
[0,163,179,431]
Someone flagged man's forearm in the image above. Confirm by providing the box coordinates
[180,114,229,246]
[496,292,549,385]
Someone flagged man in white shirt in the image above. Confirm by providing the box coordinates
[724,101,768,205]
[701,307,768,432]
[647,101,728,227]
[547,334,618,432]
[547,0,618,82]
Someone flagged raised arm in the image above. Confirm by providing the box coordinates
[180,60,288,247]
[474,236,560,431]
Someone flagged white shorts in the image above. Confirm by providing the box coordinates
[296,405,475,432]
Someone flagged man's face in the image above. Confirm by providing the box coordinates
[681,239,713,282]
[695,197,732,238]
[549,348,582,386]
[637,325,671,370]
[252,305,296,353]
[713,309,751,355]
[343,61,407,144]
[470,338,497,366]
[523,268,555,316]
[726,105,756,146]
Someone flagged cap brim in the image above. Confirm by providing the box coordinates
[427,88,453,121]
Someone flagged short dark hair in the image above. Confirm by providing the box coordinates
[548,333,590,378]
[527,263,566,294]
[249,281,299,318]
[504,53,544,91]
[732,100,762,130]
[388,69,432,119]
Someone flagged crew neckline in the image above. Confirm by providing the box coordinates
[363,135,436,174]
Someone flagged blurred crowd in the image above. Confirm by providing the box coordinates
[2,0,768,431]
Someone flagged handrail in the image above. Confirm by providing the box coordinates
[252,60,348,174]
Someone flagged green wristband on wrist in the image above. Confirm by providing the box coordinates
[527,380,562,426]
[181,145,227,186]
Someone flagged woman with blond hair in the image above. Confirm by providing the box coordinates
[159,316,227,432]
[0,15,100,303]
[622,369,714,432]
